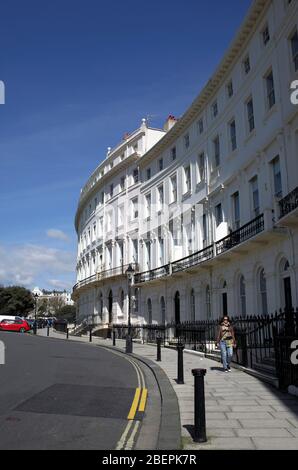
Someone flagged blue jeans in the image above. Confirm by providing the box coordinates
[220,340,233,370]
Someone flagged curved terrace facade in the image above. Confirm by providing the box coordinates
[74,0,298,330]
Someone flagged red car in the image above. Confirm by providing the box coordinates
[0,318,31,333]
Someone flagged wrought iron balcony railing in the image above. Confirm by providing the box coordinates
[73,263,139,292]
[134,264,170,284]
[216,214,264,256]
[171,244,214,274]
[279,186,298,219]
[74,215,265,290]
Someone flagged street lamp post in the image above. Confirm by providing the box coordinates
[33,293,38,335]
[125,264,135,354]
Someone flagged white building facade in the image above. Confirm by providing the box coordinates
[73,0,298,329]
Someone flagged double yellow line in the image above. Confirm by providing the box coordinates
[127,387,148,420]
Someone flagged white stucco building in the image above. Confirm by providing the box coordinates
[73,0,298,330]
[32,287,74,307]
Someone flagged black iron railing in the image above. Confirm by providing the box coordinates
[112,309,298,390]
[73,274,96,291]
[134,264,170,284]
[216,214,264,255]
[171,244,214,273]
[73,263,139,291]
[279,186,298,219]
[134,215,265,284]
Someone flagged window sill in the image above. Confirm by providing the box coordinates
[226,148,238,161]
[210,167,220,179]
[244,129,256,145]
[169,200,178,207]
[182,190,191,201]
[263,103,277,125]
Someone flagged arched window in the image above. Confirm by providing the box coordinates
[190,289,195,322]
[147,298,152,324]
[259,269,268,315]
[160,296,166,324]
[284,260,290,271]
[206,285,211,319]
[239,275,246,316]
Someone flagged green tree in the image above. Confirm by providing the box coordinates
[37,299,48,316]
[55,304,76,322]
[0,286,34,317]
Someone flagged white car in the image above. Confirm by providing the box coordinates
[0,315,23,323]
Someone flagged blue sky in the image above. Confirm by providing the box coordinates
[0,0,252,291]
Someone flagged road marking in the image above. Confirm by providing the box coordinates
[127,387,141,420]
[99,345,147,450]
[115,420,133,450]
[125,421,141,450]
[139,388,148,412]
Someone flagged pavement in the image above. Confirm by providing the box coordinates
[39,329,298,450]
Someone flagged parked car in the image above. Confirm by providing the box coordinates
[0,315,23,323]
[0,318,31,333]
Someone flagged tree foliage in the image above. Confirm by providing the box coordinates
[55,304,76,322]
[0,286,34,317]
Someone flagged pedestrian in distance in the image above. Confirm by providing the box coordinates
[216,315,236,372]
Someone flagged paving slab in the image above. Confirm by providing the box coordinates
[236,428,294,437]
[252,437,298,450]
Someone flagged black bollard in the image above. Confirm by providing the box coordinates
[177,343,185,384]
[112,330,116,346]
[192,368,207,443]
[66,328,69,339]
[156,337,162,362]
[89,328,92,342]
[47,326,50,337]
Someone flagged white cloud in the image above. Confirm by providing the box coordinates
[0,243,75,289]
[48,279,72,290]
[46,229,69,242]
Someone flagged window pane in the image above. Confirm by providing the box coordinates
[266,71,275,108]
[291,31,298,71]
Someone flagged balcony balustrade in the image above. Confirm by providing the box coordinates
[74,215,266,291]
[73,263,139,292]
[171,244,214,274]
[279,186,298,219]
[134,264,170,284]
[215,214,264,256]
[135,214,265,284]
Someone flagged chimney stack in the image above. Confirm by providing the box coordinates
[163,115,178,132]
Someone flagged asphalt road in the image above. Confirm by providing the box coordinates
[0,331,146,450]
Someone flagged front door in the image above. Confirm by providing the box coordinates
[284,277,293,311]
[174,291,180,325]
[222,292,228,316]
[108,291,113,324]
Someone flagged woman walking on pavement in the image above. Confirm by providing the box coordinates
[216,315,236,372]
